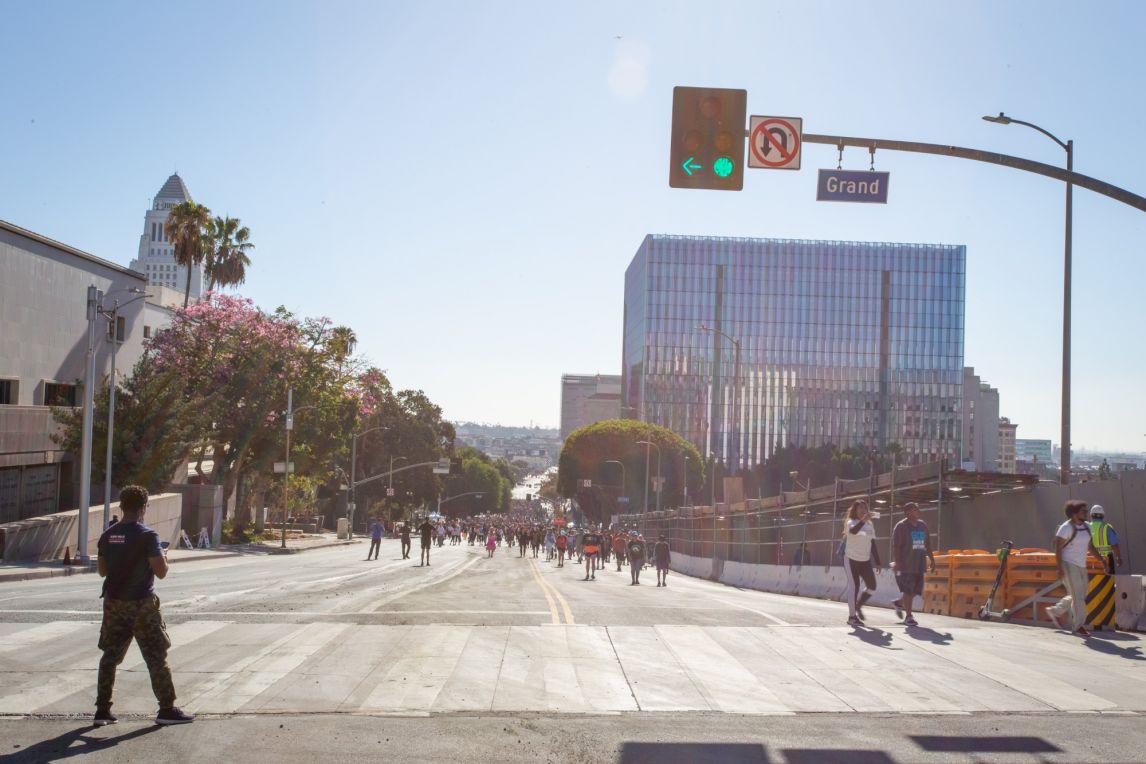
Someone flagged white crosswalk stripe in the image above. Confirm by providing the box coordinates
[0,620,1139,716]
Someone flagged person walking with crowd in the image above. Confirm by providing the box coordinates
[582,530,602,580]
[367,518,384,561]
[891,502,934,627]
[93,485,193,727]
[654,534,672,586]
[556,530,568,567]
[627,533,647,585]
[486,530,498,558]
[1048,500,1103,636]
[613,531,627,572]
[842,499,882,627]
[418,517,434,566]
[400,522,412,559]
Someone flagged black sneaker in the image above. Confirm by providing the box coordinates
[156,707,195,725]
[904,616,918,627]
[893,599,904,619]
[93,709,117,727]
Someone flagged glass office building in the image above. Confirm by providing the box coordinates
[622,235,966,469]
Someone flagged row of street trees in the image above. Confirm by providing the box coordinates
[557,419,907,523]
[55,292,512,529]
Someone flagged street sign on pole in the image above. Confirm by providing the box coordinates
[652,476,666,492]
[580,479,592,488]
[273,461,295,474]
[748,116,802,170]
[386,488,395,497]
[816,169,890,203]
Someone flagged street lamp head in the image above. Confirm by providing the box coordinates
[788,470,799,480]
[982,112,1012,125]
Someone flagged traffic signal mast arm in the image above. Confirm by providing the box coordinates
[799,132,1146,213]
[351,460,444,490]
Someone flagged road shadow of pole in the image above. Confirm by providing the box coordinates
[0,724,164,764]
[618,736,1063,763]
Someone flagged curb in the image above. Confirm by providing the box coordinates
[0,542,359,582]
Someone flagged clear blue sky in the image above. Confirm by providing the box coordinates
[3,1,1145,452]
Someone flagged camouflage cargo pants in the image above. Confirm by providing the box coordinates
[95,595,176,710]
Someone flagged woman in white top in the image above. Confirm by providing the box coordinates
[842,499,882,627]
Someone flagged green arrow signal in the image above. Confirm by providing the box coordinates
[682,156,702,176]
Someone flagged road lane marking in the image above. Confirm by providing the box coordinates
[526,558,560,624]
[362,554,482,612]
[529,557,575,624]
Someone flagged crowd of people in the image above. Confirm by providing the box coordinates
[368,514,674,585]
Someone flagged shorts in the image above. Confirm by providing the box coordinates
[655,562,669,571]
[895,572,923,596]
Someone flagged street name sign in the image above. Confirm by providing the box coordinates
[273,461,295,474]
[748,116,802,170]
[816,169,889,203]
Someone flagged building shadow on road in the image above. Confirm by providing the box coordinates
[619,742,769,763]
[910,735,1061,754]
[0,724,163,764]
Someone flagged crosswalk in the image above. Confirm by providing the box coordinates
[1,619,1143,716]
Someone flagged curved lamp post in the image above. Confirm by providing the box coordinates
[350,425,388,536]
[983,112,1073,484]
[696,324,741,475]
[636,439,662,514]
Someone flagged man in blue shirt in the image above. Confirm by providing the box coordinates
[94,485,192,727]
[368,519,384,560]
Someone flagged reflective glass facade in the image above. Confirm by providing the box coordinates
[622,235,966,469]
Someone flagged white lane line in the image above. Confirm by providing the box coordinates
[708,596,791,626]
[0,621,93,654]
[363,555,483,612]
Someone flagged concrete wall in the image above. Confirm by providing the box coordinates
[0,492,182,561]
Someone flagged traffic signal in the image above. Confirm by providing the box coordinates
[668,86,747,191]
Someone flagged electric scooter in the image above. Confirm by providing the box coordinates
[978,540,1014,621]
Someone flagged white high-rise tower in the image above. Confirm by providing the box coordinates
[128,173,203,300]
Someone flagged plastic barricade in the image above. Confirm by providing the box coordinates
[923,551,954,616]
[1004,550,1106,625]
[948,550,999,619]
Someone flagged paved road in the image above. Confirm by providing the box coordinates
[1,538,1145,760]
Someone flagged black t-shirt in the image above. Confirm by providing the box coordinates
[582,533,602,551]
[400,525,411,540]
[627,540,646,559]
[98,520,162,600]
[418,522,433,545]
[653,541,671,564]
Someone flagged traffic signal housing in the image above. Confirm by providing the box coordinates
[668,86,747,191]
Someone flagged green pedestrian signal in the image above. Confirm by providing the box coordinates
[668,86,746,191]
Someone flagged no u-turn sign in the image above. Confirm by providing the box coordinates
[749,116,802,170]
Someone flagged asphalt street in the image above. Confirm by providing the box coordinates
[1,538,1145,762]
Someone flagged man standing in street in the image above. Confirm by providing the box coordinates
[891,502,935,627]
[1088,505,1123,575]
[399,522,412,559]
[1049,500,1103,636]
[654,534,671,586]
[93,485,193,727]
[418,517,434,566]
[367,518,384,561]
[582,529,601,580]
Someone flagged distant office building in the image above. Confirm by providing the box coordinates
[1015,438,1053,466]
[1,220,175,523]
[622,235,966,469]
[960,367,1000,471]
[998,417,1018,474]
[560,374,622,440]
[127,173,203,300]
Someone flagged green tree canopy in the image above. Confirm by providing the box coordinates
[557,419,702,526]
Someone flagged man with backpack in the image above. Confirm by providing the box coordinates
[1048,500,1103,637]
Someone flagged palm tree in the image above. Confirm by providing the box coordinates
[165,201,212,308]
[205,215,254,292]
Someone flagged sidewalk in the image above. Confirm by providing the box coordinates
[0,532,362,583]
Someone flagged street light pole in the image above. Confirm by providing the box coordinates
[637,439,661,514]
[282,387,293,549]
[683,454,690,507]
[604,459,626,515]
[77,286,102,564]
[982,112,1073,485]
[388,455,407,524]
[697,325,741,475]
[99,290,147,533]
[350,426,388,537]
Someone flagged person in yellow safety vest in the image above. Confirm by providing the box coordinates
[1088,505,1123,575]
